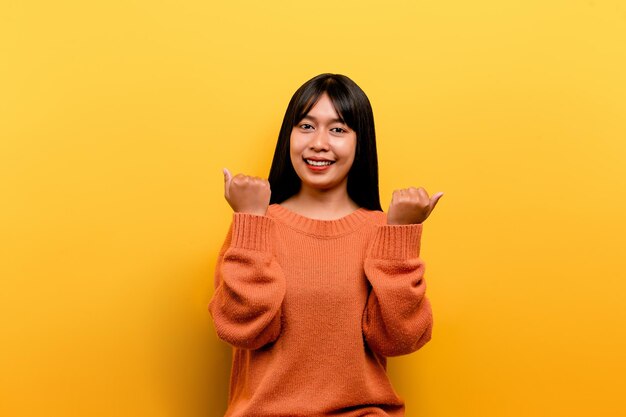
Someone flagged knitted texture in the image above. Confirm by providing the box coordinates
[209,204,433,417]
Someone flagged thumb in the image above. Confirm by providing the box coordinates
[223,168,232,198]
[428,192,444,213]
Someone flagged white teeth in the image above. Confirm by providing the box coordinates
[305,159,333,166]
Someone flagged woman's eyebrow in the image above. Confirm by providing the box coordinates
[302,115,345,124]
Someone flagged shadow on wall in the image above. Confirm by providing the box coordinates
[201,261,232,416]
[206,321,231,415]
[147,258,231,417]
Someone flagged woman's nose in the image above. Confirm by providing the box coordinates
[310,130,330,151]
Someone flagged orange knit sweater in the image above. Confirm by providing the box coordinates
[209,203,433,417]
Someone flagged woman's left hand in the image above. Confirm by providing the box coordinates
[387,187,444,225]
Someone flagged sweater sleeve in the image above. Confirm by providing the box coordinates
[208,213,286,350]
[362,223,433,357]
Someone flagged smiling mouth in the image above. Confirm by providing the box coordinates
[304,158,335,167]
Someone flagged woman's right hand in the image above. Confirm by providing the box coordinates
[223,168,271,216]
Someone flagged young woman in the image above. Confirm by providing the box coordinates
[210,73,443,417]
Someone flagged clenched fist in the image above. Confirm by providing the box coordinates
[223,168,271,216]
[387,187,444,225]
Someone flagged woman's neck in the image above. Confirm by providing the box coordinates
[279,186,360,221]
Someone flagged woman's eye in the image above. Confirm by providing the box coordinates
[300,124,313,130]
[331,127,347,133]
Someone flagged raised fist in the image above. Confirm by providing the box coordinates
[223,168,271,216]
[387,187,443,225]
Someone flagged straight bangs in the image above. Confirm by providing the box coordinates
[293,80,356,132]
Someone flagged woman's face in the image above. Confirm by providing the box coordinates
[289,93,357,194]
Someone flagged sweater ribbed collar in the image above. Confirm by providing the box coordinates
[267,203,372,238]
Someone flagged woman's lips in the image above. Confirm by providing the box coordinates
[304,157,335,171]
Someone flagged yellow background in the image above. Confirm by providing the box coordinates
[1,0,625,416]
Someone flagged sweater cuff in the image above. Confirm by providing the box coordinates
[230,213,274,252]
[368,223,423,260]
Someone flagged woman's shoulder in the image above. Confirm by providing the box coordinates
[360,207,387,226]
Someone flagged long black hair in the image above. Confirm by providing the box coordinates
[268,73,382,211]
